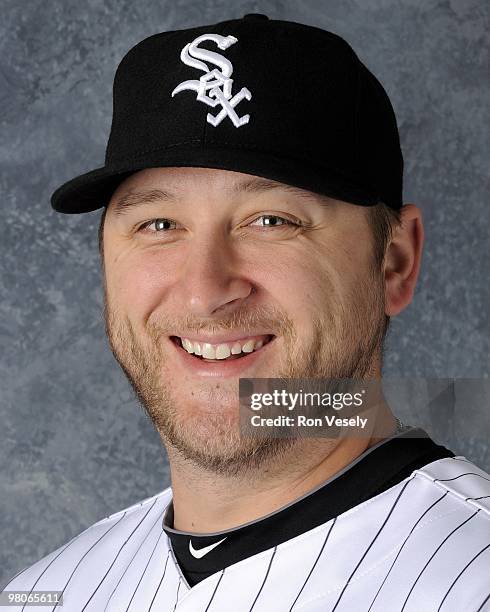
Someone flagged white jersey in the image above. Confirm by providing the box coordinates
[3,456,490,612]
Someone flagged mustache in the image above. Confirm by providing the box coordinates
[145,304,294,339]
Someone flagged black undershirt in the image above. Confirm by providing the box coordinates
[163,427,454,587]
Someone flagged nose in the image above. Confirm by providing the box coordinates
[176,231,254,317]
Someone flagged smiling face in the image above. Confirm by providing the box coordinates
[101,167,387,474]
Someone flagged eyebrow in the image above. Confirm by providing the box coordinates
[110,188,176,217]
[110,177,332,217]
[230,177,332,205]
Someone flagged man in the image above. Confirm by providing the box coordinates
[3,14,489,612]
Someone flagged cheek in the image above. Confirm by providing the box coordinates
[257,236,373,342]
[106,251,176,318]
[252,250,337,330]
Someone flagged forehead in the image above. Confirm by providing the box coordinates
[107,166,333,215]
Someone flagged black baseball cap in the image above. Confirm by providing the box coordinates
[50,14,403,214]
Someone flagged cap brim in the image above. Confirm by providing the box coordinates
[50,147,379,214]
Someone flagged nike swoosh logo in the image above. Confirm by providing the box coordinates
[189,537,227,559]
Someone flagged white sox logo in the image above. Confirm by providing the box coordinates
[171,33,252,128]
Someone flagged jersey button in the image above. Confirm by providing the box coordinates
[242,13,269,20]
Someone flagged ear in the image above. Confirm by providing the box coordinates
[384,204,424,316]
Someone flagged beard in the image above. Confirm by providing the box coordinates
[103,265,388,477]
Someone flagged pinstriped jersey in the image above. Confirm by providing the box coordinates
[3,456,490,611]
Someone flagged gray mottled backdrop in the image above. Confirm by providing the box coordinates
[1,0,488,586]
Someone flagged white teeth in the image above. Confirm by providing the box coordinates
[201,343,216,359]
[241,339,255,353]
[215,344,231,360]
[178,336,272,359]
[182,338,194,353]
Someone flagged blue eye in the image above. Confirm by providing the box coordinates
[137,214,301,235]
[249,215,299,227]
[138,218,177,232]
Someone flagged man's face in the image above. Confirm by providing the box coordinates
[102,167,386,474]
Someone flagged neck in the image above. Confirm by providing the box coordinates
[166,404,398,533]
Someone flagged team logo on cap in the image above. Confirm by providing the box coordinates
[171,33,252,128]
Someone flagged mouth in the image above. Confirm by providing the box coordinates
[170,334,275,362]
